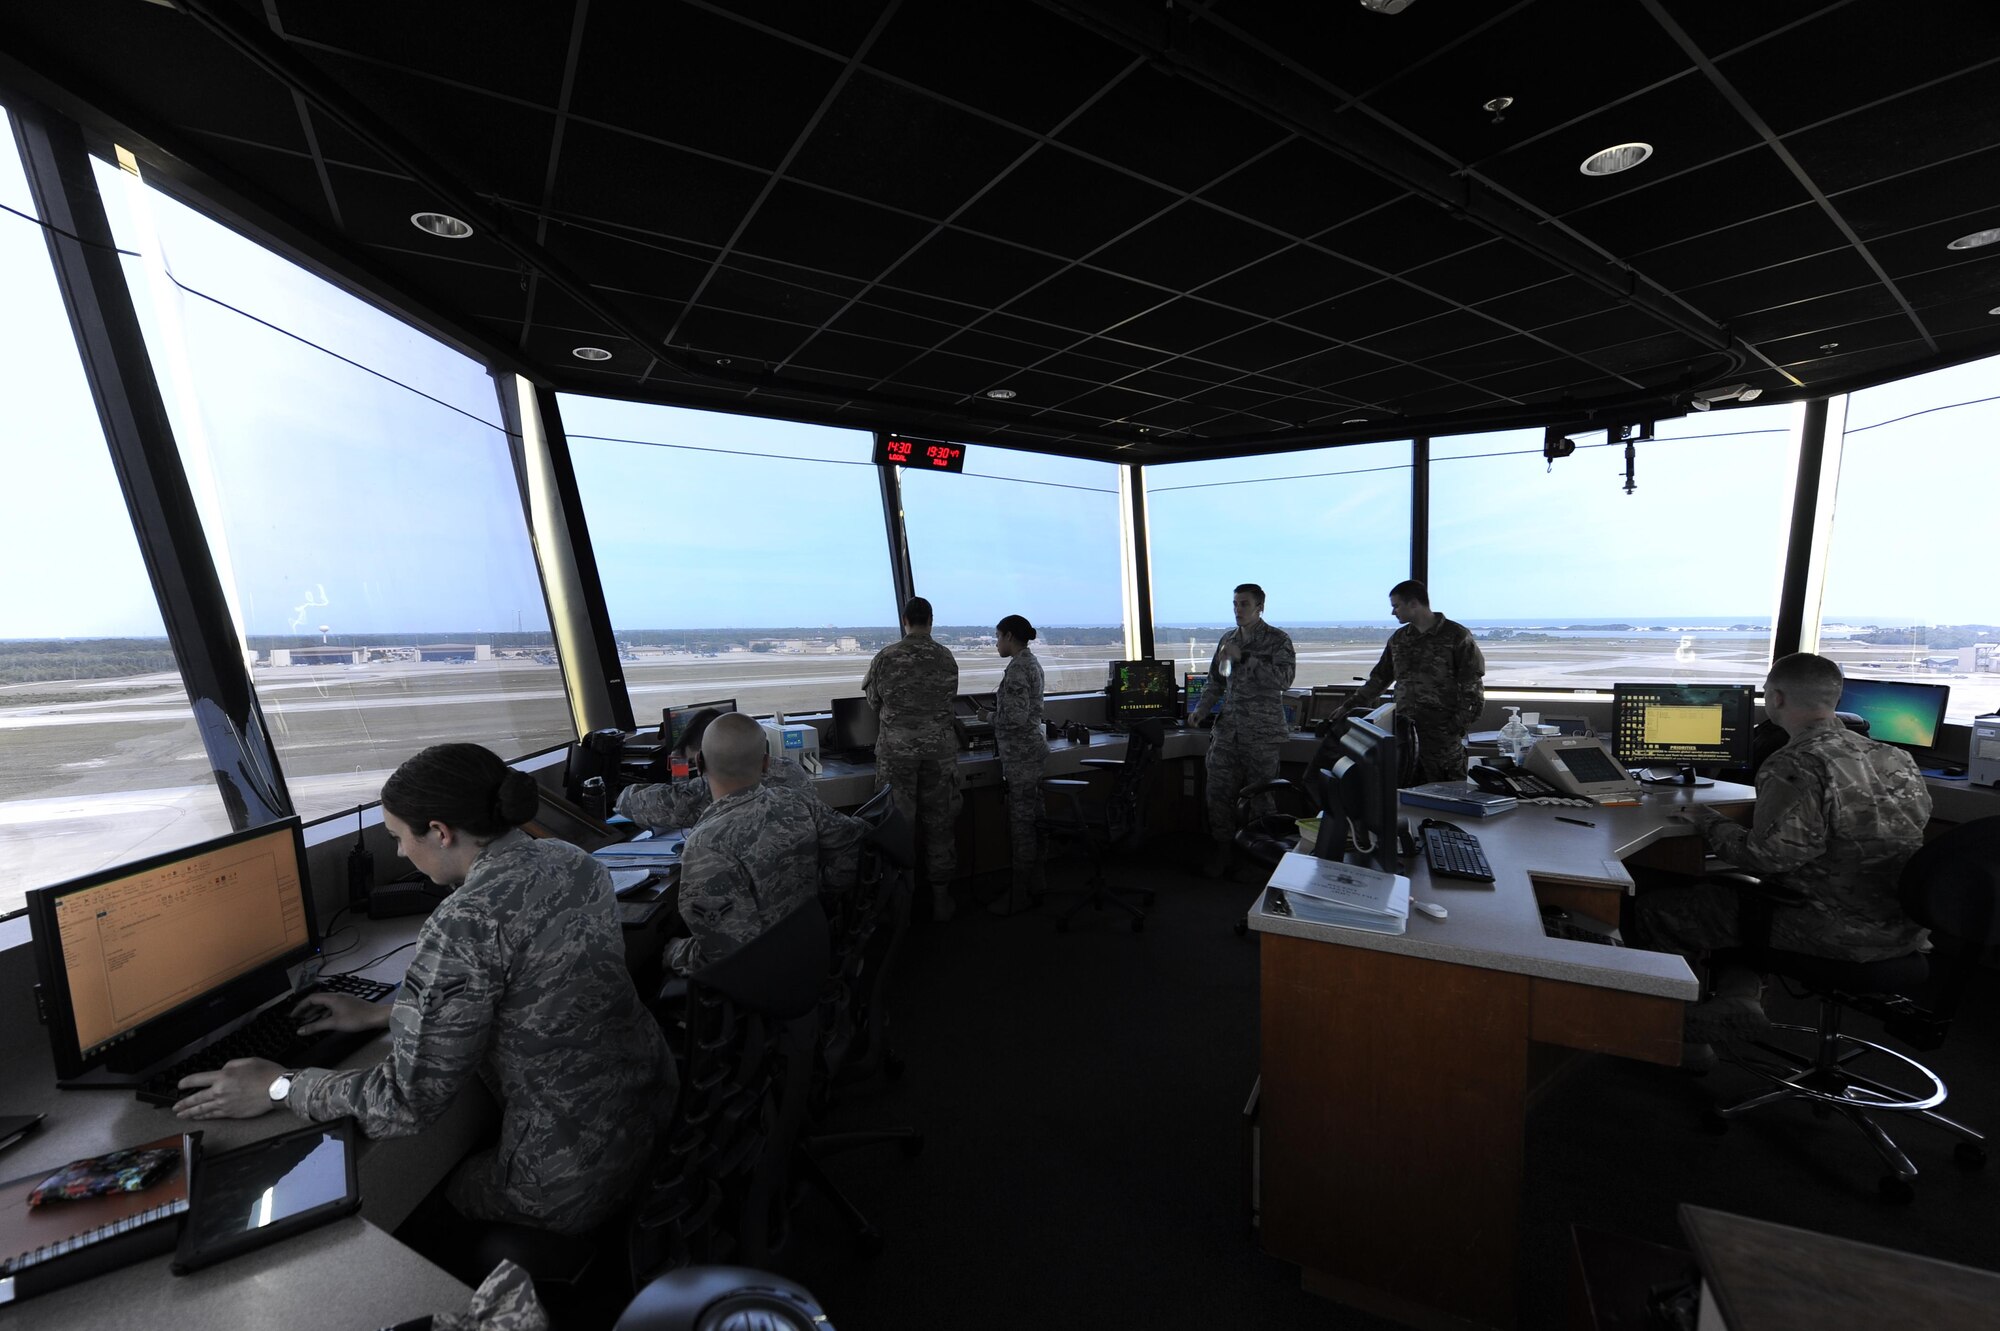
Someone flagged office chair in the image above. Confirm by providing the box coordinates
[1228,734,1343,937]
[1705,816,1999,1200]
[1034,717,1164,932]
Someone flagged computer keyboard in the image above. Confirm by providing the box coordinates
[1421,820,1494,883]
[134,973,397,1107]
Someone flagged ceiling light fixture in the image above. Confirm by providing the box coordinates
[410,211,473,239]
[1579,142,1653,177]
[1342,417,1371,424]
[1689,383,1761,410]
[1819,342,1840,352]
[1946,227,2000,251]
[1484,97,1513,124]
[571,346,611,361]
[985,388,1017,400]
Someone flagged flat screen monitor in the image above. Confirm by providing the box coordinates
[1318,718,1400,875]
[1107,659,1178,722]
[1837,678,1950,750]
[831,695,880,751]
[663,699,739,753]
[27,819,319,1083]
[1611,683,1756,786]
[1184,671,1209,718]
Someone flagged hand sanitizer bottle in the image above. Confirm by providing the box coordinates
[1499,706,1529,764]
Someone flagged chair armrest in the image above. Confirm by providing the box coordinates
[1041,778,1091,789]
[1714,871,1811,907]
[1078,759,1123,770]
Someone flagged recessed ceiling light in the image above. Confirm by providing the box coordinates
[1990,306,2000,316]
[1342,417,1370,424]
[410,211,473,239]
[1579,142,1653,177]
[1946,227,2000,251]
[571,346,611,361]
[1819,342,1840,352]
[985,388,1017,400]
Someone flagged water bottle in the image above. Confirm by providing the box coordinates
[1499,706,1529,765]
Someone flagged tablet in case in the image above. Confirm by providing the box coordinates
[172,1117,362,1275]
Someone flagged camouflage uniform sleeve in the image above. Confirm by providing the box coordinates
[861,651,883,710]
[615,779,708,831]
[289,909,502,1133]
[1348,643,1396,712]
[1697,769,1828,878]
[669,841,750,975]
[1453,631,1486,729]
[1194,636,1231,717]
[816,802,870,891]
[1265,631,1296,691]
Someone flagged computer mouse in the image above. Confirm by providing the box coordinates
[1942,766,1966,778]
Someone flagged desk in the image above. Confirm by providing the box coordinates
[1248,782,1754,1330]
[0,916,485,1325]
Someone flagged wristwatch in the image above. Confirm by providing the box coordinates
[268,1070,299,1103]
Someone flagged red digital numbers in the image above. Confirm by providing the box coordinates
[877,434,966,472]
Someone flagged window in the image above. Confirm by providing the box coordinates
[96,159,571,820]
[0,112,231,916]
[560,396,899,720]
[902,447,1125,696]
[1429,408,1796,692]
[1822,357,2000,725]
[1145,441,1413,687]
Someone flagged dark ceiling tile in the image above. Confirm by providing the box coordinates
[1364,309,1513,365]
[279,2,578,105]
[1335,363,1457,410]
[1322,196,1479,270]
[711,0,897,57]
[1114,367,1216,404]
[953,146,1179,259]
[991,367,1106,409]
[1716,2,2000,136]
[1397,241,1565,306]
[1199,138,1406,242]
[1781,337,1932,385]
[1585,331,1718,379]
[787,73,1038,219]
[1568,151,1812,259]
[861,2,1136,135]
[1195,244,1377,318]
[1035,348,1165,385]
[1828,146,2000,243]
[322,163,520,269]
[555,226,714,306]
[1278,345,1400,390]
[1677,248,1879,321]
[863,283,984,324]
[1197,322,1337,377]
[1472,276,1623,332]
[1419,334,1561,385]
[675,305,813,363]
[1395,383,1511,417]
[1897,258,2000,309]
[1359,1,1693,169]
[881,228,1065,310]
[1055,63,1289,195]
[698,263,852,327]
[548,121,766,248]
[1100,298,1261,356]
[1050,384,1167,425]
[1129,400,1241,433]
[1186,382,1287,415]
[821,301,952,352]
[733,180,939,280]
[1298,283,1452,343]
[1667,2,1866,62]
[1758,312,1922,368]
[1061,338,1168,371]
[728,252,870,299]
[1535,305,1679,358]
[974,311,1080,353]
[901,348,1012,397]
[1090,202,1289,292]
[1731,286,1905,344]
[1003,267,1163,334]
[1783,60,2000,194]
[1636,204,1849,290]
[570,6,844,168]
[787,329,916,381]
[1871,221,2000,282]
[944,327,1059,372]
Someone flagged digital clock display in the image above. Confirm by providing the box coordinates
[876,434,967,473]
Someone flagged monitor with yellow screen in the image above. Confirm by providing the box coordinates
[1611,683,1756,785]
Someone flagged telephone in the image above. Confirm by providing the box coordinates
[1522,734,1643,801]
[1468,760,1593,808]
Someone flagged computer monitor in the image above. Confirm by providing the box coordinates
[1316,718,1401,875]
[1184,671,1209,719]
[27,819,320,1085]
[1106,659,1178,723]
[831,695,880,752]
[663,699,739,753]
[1611,682,1756,786]
[1836,678,1950,751]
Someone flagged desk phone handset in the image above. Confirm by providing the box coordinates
[1469,760,1596,808]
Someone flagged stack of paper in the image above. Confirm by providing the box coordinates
[1266,852,1411,935]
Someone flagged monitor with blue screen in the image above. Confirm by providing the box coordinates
[1836,678,1949,750]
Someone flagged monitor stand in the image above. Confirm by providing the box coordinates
[1659,762,1713,788]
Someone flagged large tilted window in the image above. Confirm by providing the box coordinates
[561,396,899,720]
[902,446,1125,696]
[1429,406,1797,692]
[1145,441,1414,688]
[0,112,231,916]
[95,158,571,821]
[1820,356,2000,725]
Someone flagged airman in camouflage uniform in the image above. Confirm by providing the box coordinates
[863,596,963,918]
[618,751,813,832]
[988,614,1048,914]
[1631,654,1931,1050]
[288,829,675,1236]
[1194,584,1296,874]
[669,713,868,973]
[1346,579,1485,783]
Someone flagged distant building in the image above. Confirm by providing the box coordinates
[1959,644,1997,673]
[272,646,362,666]
[416,643,489,663]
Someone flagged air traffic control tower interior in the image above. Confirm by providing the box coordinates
[3,2,1999,1328]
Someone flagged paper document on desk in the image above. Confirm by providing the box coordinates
[1268,853,1411,935]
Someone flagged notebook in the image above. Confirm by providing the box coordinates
[0,1133,196,1305]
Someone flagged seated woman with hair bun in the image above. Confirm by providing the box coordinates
[173,742,677,1239]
